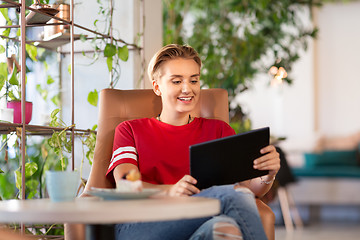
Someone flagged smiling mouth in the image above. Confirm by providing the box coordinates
[178,97,193,102]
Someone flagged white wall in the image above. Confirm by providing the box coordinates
[316,2,360,137]
[59,0,162,176]
[234,2,360,165]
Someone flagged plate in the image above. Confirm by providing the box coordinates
[88,188,161,200]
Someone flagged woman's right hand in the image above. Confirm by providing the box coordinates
[167,175,200,197]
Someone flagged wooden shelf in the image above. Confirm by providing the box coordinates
[34,32,84,50]
[25,6,59,25]
[0,122,95,136]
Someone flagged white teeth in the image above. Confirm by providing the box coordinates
[179,97,192,101]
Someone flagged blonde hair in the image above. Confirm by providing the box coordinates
[147,44,202,82]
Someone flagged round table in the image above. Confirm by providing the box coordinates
[0,196,220,239]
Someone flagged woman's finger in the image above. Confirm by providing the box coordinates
[260,145,276,154]
[255,150,279,163]
[181,175,198,185]
[168,175,200,196]
[256,162,280,171]
[180,181,200,194]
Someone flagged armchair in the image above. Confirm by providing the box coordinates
[65,88,275,240]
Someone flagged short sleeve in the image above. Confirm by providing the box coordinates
[220,121,236,138]
[106,121,139,176]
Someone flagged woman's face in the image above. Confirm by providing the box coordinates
[154,58,201,115]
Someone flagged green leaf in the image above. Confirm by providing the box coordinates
[0,174,16,199]
[0,8,10,22]
[26,44,38,62]
[51,94,60,107]
[50,109,60,119]
[0,63,7,91]
[87,89,98,107]
[106,57,113,72]
[44,62,49,71]
[25,162,38,177]
[8,64,19,86]
[0,45,5,54]
[65,140,72,152]
[86,151,93,165]
[118,45,129,61]
[8,91,17,101]
[47,75,55,84]
[0,168,3,174]
[27,190,37,199]
[80,34,87,42]
[25,179,39,191]
[0,62,7,76]
[14,169,21,190]
[2,28,10,37]
[26,179,39,199]
[104,43,116,57]
[47,134,56,148]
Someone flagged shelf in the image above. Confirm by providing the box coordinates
[0,122,96,136]
[34,32,84,50]
[25,6,59,25]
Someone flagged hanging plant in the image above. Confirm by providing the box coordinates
[84,0,136,108]
[163,0,320,132]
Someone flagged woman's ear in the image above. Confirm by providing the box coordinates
[152,80,161,96]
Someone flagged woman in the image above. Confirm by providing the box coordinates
[107,44,280,240]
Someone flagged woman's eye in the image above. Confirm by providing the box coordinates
[172,80,181,84]
[191,79,199,84]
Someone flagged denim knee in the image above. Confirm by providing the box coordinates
[189,215,240,240]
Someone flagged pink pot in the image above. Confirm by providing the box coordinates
[7,101,33,124]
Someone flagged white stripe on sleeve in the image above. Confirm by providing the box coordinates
[111,146,137,160]
[108,146,138,170]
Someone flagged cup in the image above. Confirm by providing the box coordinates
[46,170,80,202]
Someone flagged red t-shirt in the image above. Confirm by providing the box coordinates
[106,117,235,184]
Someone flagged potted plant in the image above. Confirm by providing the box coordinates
[0,53,33,124]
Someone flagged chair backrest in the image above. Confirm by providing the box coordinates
[83,88,229,193]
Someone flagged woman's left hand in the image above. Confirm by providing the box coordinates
[253,145,280,177]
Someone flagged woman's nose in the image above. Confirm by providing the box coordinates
[182,82,191,93]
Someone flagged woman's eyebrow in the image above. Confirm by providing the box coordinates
[169,73,200,78]
[169,74,183,78]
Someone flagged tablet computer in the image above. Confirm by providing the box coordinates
[190,127,270,190]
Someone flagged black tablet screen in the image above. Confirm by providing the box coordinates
[190,127,270,190]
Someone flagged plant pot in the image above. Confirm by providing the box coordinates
[46,170,80,202]
[6,101,33,124]
[43,3,70,39]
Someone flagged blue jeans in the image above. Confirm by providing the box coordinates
[115,185,267,240]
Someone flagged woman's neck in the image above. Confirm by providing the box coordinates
[157,112,192,126]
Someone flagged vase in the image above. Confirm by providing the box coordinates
[46,170,80,202]
[6,101,33,124]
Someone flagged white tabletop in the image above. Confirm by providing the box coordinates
[0,197,220,224]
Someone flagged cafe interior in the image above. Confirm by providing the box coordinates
[0,0,360,239]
